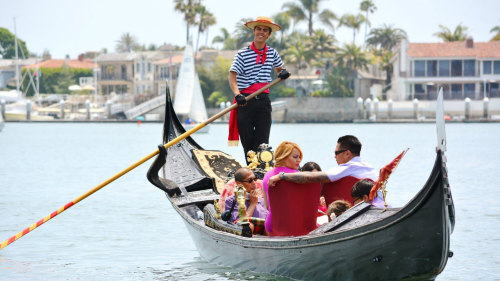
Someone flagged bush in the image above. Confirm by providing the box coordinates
[208,91,229,107]
[271,84,295,100]
[310,89,330,97]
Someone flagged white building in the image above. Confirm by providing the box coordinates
[390,38,500,101]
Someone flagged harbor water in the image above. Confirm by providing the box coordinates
[0,122,498,280]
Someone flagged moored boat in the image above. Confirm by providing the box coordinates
[147,86,455,280]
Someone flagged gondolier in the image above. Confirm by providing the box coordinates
[228,16,288,162]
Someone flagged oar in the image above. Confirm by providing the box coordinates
[0,76,287,250]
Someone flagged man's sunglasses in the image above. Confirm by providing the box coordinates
[241,177,257,183]
[335,149,348,155]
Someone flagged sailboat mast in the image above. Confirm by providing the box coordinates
[13,17,20,94]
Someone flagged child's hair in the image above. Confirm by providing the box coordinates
[327,200,352,218]
[351,179,375,198]
[301,161,322,172]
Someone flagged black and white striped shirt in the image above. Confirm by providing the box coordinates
[229,45,283,90]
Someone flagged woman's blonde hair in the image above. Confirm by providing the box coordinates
[274,141,303,167]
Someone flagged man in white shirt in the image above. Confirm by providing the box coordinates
[268,135,378,187]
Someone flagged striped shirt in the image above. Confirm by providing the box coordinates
[229,45,283,90]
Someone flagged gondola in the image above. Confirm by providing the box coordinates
[147,86,455,281]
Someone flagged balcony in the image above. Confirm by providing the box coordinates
[100,74,133,81]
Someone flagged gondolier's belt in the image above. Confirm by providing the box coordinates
[241,93,269,100]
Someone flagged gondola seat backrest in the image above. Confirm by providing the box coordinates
[268,181,322,236]
[323,176,360,207]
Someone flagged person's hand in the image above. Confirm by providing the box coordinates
[249,190,259,205]
[235,94,247,106]
[267,175,280,188]
[278,68,290,80]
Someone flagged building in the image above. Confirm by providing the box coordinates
[96,53,135,95]
[390,38,500,101]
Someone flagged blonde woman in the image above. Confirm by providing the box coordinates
[262,141,303,234]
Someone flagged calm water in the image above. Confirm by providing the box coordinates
[0,122,498,280]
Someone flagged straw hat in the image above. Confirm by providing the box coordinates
[245,16,281,32]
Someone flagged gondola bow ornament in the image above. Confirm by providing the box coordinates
[369,148,409,206]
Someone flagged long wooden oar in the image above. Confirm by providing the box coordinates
[0,77,285,250]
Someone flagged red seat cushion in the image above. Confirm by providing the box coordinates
[323,176,360,207]
[268,181,322,236]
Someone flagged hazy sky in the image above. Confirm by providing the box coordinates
[2,0,500,59]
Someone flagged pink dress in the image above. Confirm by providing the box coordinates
[263,166,299,233]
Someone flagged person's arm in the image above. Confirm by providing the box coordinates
[246,190,258,217]
[228,71,240,97]
[268,171,330,187]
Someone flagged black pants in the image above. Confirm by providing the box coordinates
[237,94,272,163]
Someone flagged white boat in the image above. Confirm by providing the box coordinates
[0,112,4,132]
[173,44,210,133]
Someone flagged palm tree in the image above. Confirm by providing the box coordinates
[359,0,377,44]
[433,24,468,42]
[212,28,237,50]
[194,4,216,51]
[334,43,369,90]
[115,32,139,53]
[307,29,336,60]
[490,23,500,41]
[233,18,254,49]
[174,0,198,43]
[273,12,291,52]
[366,24,407,50]
[282,0,337,36]
[283,33,315,75]
[338,14,367,43]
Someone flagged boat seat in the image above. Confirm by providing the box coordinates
[268,181,322,236]
[203,204,252,237]
[323,176,360,207]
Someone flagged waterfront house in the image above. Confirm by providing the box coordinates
[96,53,135,95]
[389,38,500,101]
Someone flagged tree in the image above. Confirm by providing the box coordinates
[194,4,216,51]
[283,33,315,76]
[115,32,140,53]
[433,24,468,42]
[273,12,292,52]
[212,28,237,50]
[21,67,93,96]
[174,0,199,43]
[359,0,377,44]
[282,0,337,36]
[366,24,407,50]
[233,18,254,48]
[490,23,500,41]
[0,27,30,59]
[307,29,336,59]
[333,43,369,92]
[197,56,233,104]
[338,14,367,43]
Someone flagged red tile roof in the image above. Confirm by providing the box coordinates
[407,41,500,59]
[23,59,96,69]
[154,53,202,64]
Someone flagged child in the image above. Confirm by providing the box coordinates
[326,200,352,222]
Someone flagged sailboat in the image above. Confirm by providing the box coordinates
[173,44,210,133]
[0,111,4,132]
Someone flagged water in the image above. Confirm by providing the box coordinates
[0,122,498,280]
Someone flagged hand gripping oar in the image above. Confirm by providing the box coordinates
[0,74,289,250]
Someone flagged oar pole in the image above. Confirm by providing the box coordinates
[0,77,284,250]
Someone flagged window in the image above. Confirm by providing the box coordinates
[451,84,462,99]
[494,61,500,74]
[464,83,475,98]
[136,63,140,72]
[414,60,425,77]
[439,60,450,76]
[464,60,475,76]
[148,62,151,73]
[451,60,462,76]
[483,61,492,74]
[427,60,437,77]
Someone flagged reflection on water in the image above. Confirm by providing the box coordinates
[0,122,499,280]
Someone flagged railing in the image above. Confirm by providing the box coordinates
[124,95,166,119]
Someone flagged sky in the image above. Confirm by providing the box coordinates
[2,0,500,59]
